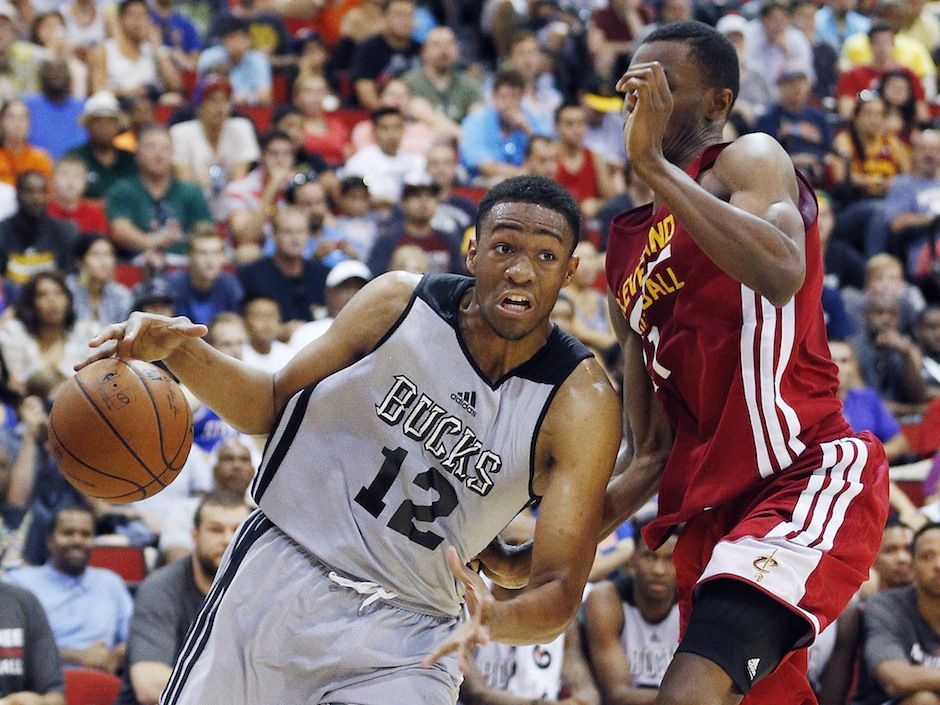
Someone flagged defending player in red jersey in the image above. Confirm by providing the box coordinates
[599,21,890,705]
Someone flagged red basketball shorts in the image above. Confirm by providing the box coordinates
[673,432,890,705]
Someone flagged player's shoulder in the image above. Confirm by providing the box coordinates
[712,134,800,195]
[545,356,620,435]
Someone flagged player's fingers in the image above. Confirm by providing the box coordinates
[615,67,655,92]
[422,637,457,668]
[74,341,118,370]
[445,546,473,586]
[88,322,127,348]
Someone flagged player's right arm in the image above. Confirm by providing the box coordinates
[80,272,420,435]
[584,581,656,705]
[599,293,672,538]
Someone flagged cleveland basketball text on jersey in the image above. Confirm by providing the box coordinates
[375,375,502,498]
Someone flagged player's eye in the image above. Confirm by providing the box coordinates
[538,251,557,262]
[494,243,512,255]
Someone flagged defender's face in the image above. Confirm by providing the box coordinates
[468,202,577,341]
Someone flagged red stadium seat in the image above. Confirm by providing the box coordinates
[451,186,487,205]
[88,545,148,586]
[113,263,144,289]
[153,104,174,125]
[64,668,122,705]
[273,73,290,105]
[331,109,370,133]
[237,104,274,134]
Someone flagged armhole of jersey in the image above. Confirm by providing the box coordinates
[368,279,422,355]
[526,356,592,503]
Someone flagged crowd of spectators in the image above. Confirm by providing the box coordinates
[1,0,940,702]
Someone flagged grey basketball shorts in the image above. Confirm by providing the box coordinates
[160,510,463,705]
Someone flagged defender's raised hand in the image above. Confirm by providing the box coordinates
[617,61,674,163]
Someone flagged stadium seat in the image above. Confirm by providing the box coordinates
[452,186,486,205]
[113,263,144,289]
[331,109,370,133]
[88,545,148,586]
[236,104,274,135]
[64,668,122,705]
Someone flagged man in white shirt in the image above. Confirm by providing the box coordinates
[240,295,295,373]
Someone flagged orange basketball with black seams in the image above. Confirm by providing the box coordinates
[49,358,193,503]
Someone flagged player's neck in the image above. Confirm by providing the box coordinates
[634,589,674,624]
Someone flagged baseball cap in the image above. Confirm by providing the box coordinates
[402,171,441,197]
[325,260,372,289]
[82,91,121,119]
[199,74,233,100]
[133,277,175,309]
[716,13,748,37]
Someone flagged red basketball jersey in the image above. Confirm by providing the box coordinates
[606,143,849,547]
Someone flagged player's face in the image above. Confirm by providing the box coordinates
[628,41,722,166]
[876,525,913,589]
[632,535,677,605]
[468,202,578,341]
[193,504,250,578]
[913,529,940,598]
[48,510,94,575]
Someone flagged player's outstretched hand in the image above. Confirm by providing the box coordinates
[616,60,673,164]
[76,312,208,369]
[422,547,495,672]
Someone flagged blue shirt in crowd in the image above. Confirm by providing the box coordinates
[841,387,902,443]
[459,106,551,177]
[24,94,87,159]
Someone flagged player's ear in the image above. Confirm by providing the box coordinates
[706,87,734,122]
[562,254,579,288]
[466,235,478,275]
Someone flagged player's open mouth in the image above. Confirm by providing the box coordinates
[498,295,532,317]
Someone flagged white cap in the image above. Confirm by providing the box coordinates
[326,260,372,289]
[82,91,121,119]
[716,13,748,37]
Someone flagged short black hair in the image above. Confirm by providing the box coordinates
[554,101,583,123]
[912,521,940,555]
[493,69,526,93]
[117,0,146,15]
[216,15,249,37]
[868,21,894,39]
[193,490,248,529]
[524,134,555,159]
[475,175,581,254]
[371,106,403,125]
[260,128,292,151]
[47,505,94,538]
[73,233,112,261]
[642,21,740,106]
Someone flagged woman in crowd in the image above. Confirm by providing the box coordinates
[0,100,52,186]
[0,271,98,387]
[31,10,88,98]
[293,72,350,168]
[877,69,928,144]
[65,235,132,327]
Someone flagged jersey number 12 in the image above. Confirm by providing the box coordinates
[354,446,459,550]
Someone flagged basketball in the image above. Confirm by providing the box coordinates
[49,358,193,504]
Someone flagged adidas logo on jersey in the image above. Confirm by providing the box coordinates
[746,658,760,681]
[451,391,477,417]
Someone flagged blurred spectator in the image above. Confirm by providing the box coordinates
[899,0,940,56]
[757,69,832,186]
[208,0,293,71]
[350,77,455,157]
[198,16,271,105]
[350,0,421,110]
[0,396,48,569]
[130,276,174,317]
[238,205,329,327]
[403,26,482,124]
[224,129,295,262]
[818,190,866,292]
[0,3,43,103]
[0,271,96,386]
[240,295,294,372]
[106,124,213,267]
[47,155,108,235]
[387,242,429,273]
[166,225,244,326]
[342,107,424,205]
[580,89,628,168]
[853,522,940,705]
[118,493,250,705]
[426,141,475,237]
[716,13,775,132]
[88,0,181,101]
[24,58,86,160]
[584,533,679,703]
[277,175,352,266]
[522,134,559,180]
[842,1,937,101]
[554,103,615,220]
[288,259,370,350]
[67,91,138,200]
[814,0,872,51]
[561,241,617,355]
[331,175,382,262]
[845,254,927,334]
[30,10,87,101]
[878,69,927,142]
[790,0,840,102]
[170,74,260,220]
[206,311,248,361]
[0,99,52,187]
[745,0,815,87]
[157,444,254,564]
[62,0,109,53]
[368,173,461,275]
[837,23,928,121]
[883,129,940,282]
[0,171,77,286]
[4,506,133,673]
[829,339,912,461]
[850,292,928,409]
[149,0,202,73]
[66,235,132,326]
[272,105,335,183]
[917,306,940,394]
[0,582,64,704]
[292,72,350,167]
[460,69,547,182]
[291,28,328,87]
[114,93,154,153]
[586,0,653,87]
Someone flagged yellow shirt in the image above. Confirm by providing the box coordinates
[841,33,937,78]
[904,14,940,54]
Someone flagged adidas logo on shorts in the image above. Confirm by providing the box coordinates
[451,391,477,417]
[746,658,760,681]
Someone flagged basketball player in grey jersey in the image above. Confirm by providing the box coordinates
[80,176,622,705]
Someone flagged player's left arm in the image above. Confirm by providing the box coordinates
[489,359,621,644]
[622,62,806,307]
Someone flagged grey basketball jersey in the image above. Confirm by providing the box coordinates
[251,274,592,616]
[617,577,680,688]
